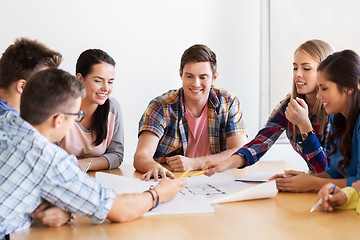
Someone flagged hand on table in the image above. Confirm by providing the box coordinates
[154,179,187,203]
[166,155,199,172]
[31,201,70,227]
[141,165,175,182]
[270,170,316,192]
[317,183,347,211]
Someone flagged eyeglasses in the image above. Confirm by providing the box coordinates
[63,110,86,122]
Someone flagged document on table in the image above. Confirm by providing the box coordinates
[235,172,279,183]
[96,171,278,215]
[183,172,278,204]
[95,172,214,216]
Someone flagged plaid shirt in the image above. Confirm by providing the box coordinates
[236,97,330,173]
[139,87,246,161]
[0,112,115,237]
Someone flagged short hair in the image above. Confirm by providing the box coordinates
[180,44,217,75]
[20,69,86,125]
[0,37,62,89]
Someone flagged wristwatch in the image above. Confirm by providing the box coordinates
[68,212,76,223]
[301,130,315,140]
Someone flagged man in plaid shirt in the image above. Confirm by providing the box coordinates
[134,44,247,181]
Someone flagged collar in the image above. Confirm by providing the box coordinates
[178,87,220,116]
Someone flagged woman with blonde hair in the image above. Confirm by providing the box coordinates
[205,39,334,175]
[279,49,360,193]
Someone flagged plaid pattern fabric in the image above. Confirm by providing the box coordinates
[0,112,115,237]
[139,87,246,161]
[236,98,330,173]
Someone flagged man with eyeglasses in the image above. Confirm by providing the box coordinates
[0,69,185,239]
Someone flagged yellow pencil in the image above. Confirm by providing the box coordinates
[178,168,191,180]
[190,170,206,177]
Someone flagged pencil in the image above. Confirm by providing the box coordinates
[178,168,191,180]
[190,170,206,177]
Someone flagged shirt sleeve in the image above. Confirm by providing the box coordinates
[225,95,246,137]
[40,152,115,224]
[300,130,329,173]
[337,187,359,211]
[102,98,124,169]
[138,98,166,138]
[235,100,287,166]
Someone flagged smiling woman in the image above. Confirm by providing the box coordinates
[60,49,124,171]
[204,39,334,178]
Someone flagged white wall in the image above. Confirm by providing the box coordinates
[0,0,261,164]
[270,0,360,109]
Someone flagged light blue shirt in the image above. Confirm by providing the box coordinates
[325,114,360,186]
[0,111,115,237]
[0,98,18,115]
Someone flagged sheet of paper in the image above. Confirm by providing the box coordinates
[184,172,277,204]
[183,172,251,202]
[211,180,278,204]
[95,172,214,216]
[235,172,279,183]
[96,171,278,213]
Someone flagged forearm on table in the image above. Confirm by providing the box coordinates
[80,156,109,170]
[312,173,348,191]
[196,148,243,168]
[107,192,153,223]
[133,153,162,173]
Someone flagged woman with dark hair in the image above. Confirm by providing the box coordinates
[61,49,124,170]
[272,49,360,192]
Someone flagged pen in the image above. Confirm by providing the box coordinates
[190,170,206,177]
[83,162,91,173]
[178,168,191,180]
[310,185,336,213]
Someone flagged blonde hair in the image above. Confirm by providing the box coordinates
[278,39,335,140]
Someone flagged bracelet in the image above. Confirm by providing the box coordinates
[152,188,160,209]
[68,212,76,223]
[144,190,156,211]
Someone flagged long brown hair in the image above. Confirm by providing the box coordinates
[276,40,334,140]
[317,50,360,173]
[76,49,115,146]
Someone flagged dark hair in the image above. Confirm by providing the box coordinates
[76,49,115,146]
[317,50,360,173]
[180,44,217,75]
[20,69,85,125]
[0,37,62,89]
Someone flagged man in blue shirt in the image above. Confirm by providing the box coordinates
[0,37,62,115]
[0,69,185,239]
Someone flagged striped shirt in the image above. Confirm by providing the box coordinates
[138,87,246,162]
[235,97,330,173]
[0,112,115,237]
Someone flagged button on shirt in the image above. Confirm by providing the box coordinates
[138,87,246,162]
[0,112,115,237]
